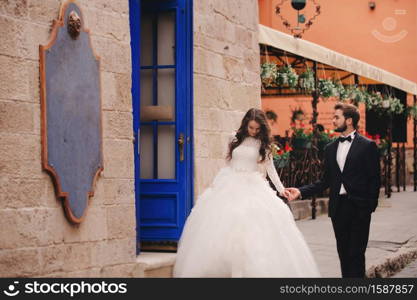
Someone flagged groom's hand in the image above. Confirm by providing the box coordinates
[285,188,301,201]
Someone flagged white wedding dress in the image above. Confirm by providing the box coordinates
[173,136,321,277]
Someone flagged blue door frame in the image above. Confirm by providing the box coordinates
[129,0,193,253]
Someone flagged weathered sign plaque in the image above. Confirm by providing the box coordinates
[40,1,103,223]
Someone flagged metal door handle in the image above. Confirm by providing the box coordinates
[178,133,184,162]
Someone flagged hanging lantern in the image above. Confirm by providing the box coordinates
[291,0,306,11]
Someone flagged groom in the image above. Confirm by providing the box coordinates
[286,103,381,278]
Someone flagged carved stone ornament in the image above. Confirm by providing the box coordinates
[67,10,81,39]
[39,1,103,224]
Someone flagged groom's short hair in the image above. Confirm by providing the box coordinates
[334,103,360,129]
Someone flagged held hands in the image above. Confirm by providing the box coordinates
[279,189,291,199]
[284,188,301,201]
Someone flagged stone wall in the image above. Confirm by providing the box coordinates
[193,0,261,199]
[0,0,137,277]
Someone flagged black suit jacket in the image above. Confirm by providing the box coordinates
[299,133,381,218]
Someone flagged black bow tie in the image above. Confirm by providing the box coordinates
[339,136,352,143]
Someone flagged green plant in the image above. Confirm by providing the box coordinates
[272,143,292,168]
[407,105,417,119]
[298,68,315,92]
[384,96,404,115]
[318,79,337,98]
[276,65,299,88]
[290,121,313,140]
[260,62,278,88]
[290,107,305,123]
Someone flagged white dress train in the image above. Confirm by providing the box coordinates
[173,136,321,277]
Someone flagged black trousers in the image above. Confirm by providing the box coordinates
[331,194,372,278]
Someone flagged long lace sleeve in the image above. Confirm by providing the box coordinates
[265,153,285,193]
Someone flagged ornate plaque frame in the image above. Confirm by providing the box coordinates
[40,0,103,224]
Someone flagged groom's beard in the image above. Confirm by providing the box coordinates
[334,123,347,133]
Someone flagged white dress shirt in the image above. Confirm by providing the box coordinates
[336,130,356,195]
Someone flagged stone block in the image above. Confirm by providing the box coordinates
[83,7,130,43]
[194,12,216,36]
[106,205,136,240]
[91,37,131,74]
[194,47,226,79]
[102,71,132,112]
[102,178,135,206]
[28,0,61,25]
[194,106,211,131]
[194,75,232,110]
[101,71,117,109]
[39,244,66,274]
[194,0,212,16]
[0,56,32,102]
[103,111,133,139]
[211,14,236,43]
[0,133,42,178]
[0,100,34,134]
[0,248,41,277]
[62,206,107,243]
[207,133,224,159]
[194,132,210,159]
[65,267,101,278]
[79,0,129,15]
[0,0,29,18]
[91,238,136,267]
[236,26,253,49]
[100,263,137,277]
[243,70,261,87]
[0,177,45,209]
[0,208,52,249]
[244,48,260,73]
[102,139,134,179]
[60,243,93,272]
[223,56,244,82]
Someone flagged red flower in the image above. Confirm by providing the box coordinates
[285,144,293,152]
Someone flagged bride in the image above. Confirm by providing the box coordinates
[173,108,320,277]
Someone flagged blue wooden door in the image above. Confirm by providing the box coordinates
[129,0,193,252]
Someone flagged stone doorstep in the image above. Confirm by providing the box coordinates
[135,252,176,278]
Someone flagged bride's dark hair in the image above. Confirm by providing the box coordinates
[227,108,272,163]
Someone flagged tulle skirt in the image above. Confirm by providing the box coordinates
[173,166,321,278]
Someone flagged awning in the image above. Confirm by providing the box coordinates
[259,24,417,95]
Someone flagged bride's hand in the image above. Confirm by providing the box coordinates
[279,190,291,199]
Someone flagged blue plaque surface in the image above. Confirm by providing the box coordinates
[40,1,103,223]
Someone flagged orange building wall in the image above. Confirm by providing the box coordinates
[259,0,417,146]
[263,96,366,137]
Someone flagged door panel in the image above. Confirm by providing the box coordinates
[129,0,193,252]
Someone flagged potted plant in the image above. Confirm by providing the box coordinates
[260,62,278,88]
[318,79,337,99]
[276,65,299,89]
[364,132,389,157]
[272,143,292,168]
[317,129,337,151]
[290,121,313,149]
[298,68,315,92]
